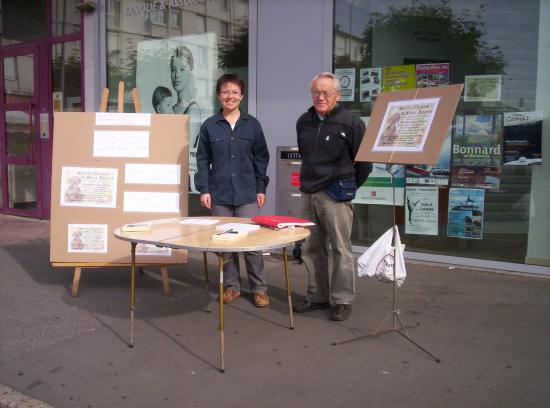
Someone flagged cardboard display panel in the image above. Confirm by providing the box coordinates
[50,112,189,264]
[356,84,463,165]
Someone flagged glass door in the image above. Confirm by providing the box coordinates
[0,45,42,217]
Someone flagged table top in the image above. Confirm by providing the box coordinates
[114,217,310,252]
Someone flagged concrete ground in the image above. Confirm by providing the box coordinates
[0,214,549,408]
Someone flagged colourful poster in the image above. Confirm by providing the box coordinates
[451,115,501,189]
[464,75,502,102]
[405,186,438,235]
[503,111,543,165]
[335,68,355,102]
[382,64,416,92]
[354,163,405,206]
[406,118,454,186]
[359,68,382,102]
[136,33,217,193]
[447,188,485,239]
[416,63,450,88]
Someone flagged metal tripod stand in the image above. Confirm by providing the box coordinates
[332,167,440,363]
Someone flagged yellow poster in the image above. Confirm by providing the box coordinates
[382,64,416,92]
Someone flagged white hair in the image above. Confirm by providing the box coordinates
[310,72,341,92]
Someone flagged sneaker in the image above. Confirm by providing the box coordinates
[293,300,330,313]
[330,304,352,321]
[222,287,240,303]
[253,292,269,308]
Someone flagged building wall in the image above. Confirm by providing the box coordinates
[255,0,333,215]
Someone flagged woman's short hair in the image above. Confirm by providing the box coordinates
[152,86,172,108]
[170,45,194,71]
[310,72,341,92]
[216,73,245,95]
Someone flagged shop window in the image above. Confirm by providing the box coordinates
[106,1,250,216]
[333,0,548,266]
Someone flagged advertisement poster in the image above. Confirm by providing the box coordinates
[452,115,501,189]
[354,163,405,206]
[136,33,217,193]
[453,115,501,166]
[335,68,355,102]
[405,186,438,235]
[359,68,382,102]
[67,224,108,253]
[503,111,543,165]
[464,75,502,102]
[406,120,453,186]
[447,188,485,239]
[60,167,118,208]
[382,64,416,92]
[416,63,450,88]
[373,98,440,152]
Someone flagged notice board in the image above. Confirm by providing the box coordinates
[50,112,189,264]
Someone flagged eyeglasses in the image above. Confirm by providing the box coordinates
[220,90,242,96]
[311,90,339,99]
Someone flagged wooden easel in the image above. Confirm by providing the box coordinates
[53,81,172,297]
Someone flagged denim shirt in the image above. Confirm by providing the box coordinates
[195,111,269,206]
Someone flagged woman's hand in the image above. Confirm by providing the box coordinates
[200,193,212,209]
[257,193,266,207]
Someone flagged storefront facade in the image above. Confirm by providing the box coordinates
[1,0,548,275]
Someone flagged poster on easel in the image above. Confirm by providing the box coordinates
[50,112,189,265]
[355,84,463,166]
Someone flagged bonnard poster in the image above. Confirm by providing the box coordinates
[451,115,501,189]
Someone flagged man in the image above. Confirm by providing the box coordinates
[293,72,371,321]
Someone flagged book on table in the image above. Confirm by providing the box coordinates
[251,215,315,230]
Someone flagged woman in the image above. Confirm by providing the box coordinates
[195,73,270,308]
[170,45,201,149]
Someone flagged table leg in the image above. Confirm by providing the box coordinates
[217,253,225,373]
[129,242,137,348]
[203,252,210,313]
[282,247,294,330]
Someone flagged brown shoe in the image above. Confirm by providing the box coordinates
[253,292,269,308]
[222,287,240,303]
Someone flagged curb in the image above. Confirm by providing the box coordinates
[0,385,55,408]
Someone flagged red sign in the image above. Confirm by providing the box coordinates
[291,172,300,187]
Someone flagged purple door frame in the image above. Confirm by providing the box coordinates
[0,2,84,219]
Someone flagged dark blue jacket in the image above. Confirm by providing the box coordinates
[195,111,269,206]
[296,104,371,193]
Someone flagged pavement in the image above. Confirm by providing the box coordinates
[0,214,549,408]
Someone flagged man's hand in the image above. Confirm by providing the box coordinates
[257,193,266,207]
[200,193,211,209]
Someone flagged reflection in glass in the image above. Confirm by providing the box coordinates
[52,41,82,112]
[4,55,34,104]
[0,0,47,45]
[51,0,82,35]
[7,164,37,210]
[6,111,34,157]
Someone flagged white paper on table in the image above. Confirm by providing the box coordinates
[95,112,151,127]
[215,223,260,233]
[93,130,149,158]
[180,218,220,225]
[123,192,180,213]
[125,164,181,185]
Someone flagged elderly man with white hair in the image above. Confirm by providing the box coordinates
[293,72,372,321]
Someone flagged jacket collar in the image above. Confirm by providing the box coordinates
[307,103,343,121]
